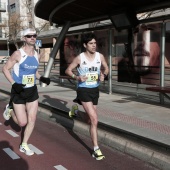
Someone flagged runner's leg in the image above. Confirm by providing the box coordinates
[81,101,98,147]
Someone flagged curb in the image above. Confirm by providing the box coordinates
[38,104,170,170]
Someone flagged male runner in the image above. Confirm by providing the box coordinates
[2,28,50,156]
[65,33,109,160]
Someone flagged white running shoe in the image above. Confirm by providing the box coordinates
[19,144,34,156]
[3,104,12,120]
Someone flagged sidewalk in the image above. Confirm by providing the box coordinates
[0,74,170,170]
[39,82,170,147]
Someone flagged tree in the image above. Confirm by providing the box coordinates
[21,0,50,34]
[6,0,50,50]
[8,13,26,49]
[137,8,169,20]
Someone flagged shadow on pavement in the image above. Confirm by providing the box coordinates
[0,140,29,170]
[42,94,70,112]
[4,118,21,132]
[42,95,92,154]
[66,128,92,155]
[4,118,25,145]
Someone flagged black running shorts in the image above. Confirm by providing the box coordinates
[77,87,99,105]
[11,85,39,104]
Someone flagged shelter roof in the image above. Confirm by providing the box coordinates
[35,0,170,27]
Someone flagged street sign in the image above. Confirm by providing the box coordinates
[36,40,42,47]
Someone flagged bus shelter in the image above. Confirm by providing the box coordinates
[35,0,170,103]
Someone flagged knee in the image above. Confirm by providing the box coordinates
[90,116,98,126]
[28,115,37,124]
[18,120,27,127]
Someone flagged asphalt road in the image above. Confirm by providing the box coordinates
[0,98,160,170]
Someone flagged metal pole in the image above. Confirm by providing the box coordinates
[7,0,10,57]
[108,29,112,94]
[41,21,71,87]
[7,40,9,57]
[160,22,166,104]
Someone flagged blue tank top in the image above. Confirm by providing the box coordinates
[12,48,39,88]
[77,52,101,88]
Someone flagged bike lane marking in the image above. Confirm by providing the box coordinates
[5,130,19,137]
[3,148,20,159]
[54,165,68,170]
[28,144,44,155]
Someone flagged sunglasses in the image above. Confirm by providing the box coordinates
[25,34,37,38]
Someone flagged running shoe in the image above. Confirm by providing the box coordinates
[19,144,34,156]
[3,104,12,120]
[69,104,78,117]
[92,148,105,160]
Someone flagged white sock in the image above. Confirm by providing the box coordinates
[75,110,78,115]
[21,142,27,146]
[94,146,99,151]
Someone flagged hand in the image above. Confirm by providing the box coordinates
[100,73,105,82]
[40,76,50,85]
[12,83,25,94]
[78,75,88,82]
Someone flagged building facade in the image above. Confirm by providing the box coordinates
[0,0,8,57]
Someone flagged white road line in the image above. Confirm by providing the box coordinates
[54,165,68,170]
[28,144,44,155]
[3,148,20,159]
[0,122,2,125]
[6,130,19,137]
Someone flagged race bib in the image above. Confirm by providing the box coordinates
[86,72,98,85]
[22,74,34,87]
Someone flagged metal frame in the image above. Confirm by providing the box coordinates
[41,21,71,87]
[49,0,76,26]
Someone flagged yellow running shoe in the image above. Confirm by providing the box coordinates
[69,104,78,117]
[92,148,105,160]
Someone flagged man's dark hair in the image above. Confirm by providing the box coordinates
[82,33,96,44]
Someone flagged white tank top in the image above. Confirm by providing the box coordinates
[77,52,101,88]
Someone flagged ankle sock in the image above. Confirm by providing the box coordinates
[21,143,27,147]
[94,146,99,151]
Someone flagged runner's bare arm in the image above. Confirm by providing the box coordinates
[100,54,109,75]
[36,71,41,80]
[2,51,21,84]
[65,55,80,79]
[35,53,42,79]
[100,54,109,81]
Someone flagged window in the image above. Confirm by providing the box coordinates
[10,3,16,13]
[29,21,32,27]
